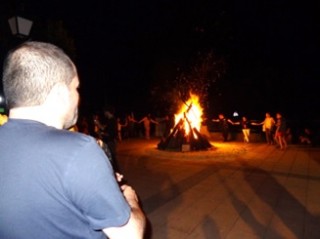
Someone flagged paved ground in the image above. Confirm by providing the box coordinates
[116,138,320,239]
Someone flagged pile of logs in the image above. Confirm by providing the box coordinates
[157,104,213,152]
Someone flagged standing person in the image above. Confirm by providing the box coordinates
[212,113,235,142]
[101,106,121,172]
[252,112,276,145]
[139,113,159,139]
[93,108,120,172]
[275,112,288,150]
[162,114,174,139]
[117,117,127,142]
[125,112,138,138]
[93,112,114,165]
[234,116,251,143]
[0,41,145,239]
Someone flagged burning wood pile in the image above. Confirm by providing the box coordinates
[157,93,213,152]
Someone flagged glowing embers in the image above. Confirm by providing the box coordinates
[158,93,213,152]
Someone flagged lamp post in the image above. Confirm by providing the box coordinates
[8,15,33,38]
[0,94,5,114]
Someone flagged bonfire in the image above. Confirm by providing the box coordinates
[157,93,213,152]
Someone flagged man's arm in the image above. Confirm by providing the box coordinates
[227,119,235,125]
[251,120,263,126]
[150,119,159,124]
[103,185,146,239]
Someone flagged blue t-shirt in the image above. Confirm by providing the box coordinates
[0,119,130,239]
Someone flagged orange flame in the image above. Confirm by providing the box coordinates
[174,93,203,138]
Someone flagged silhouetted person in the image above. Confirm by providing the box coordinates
[299,127,313,145]
[139,113,159,139]
[212,113,235,142]
[252,112,276,145]
[275,112,287,150]
[126,112,138,138]
[102,106,120,172]
[234,116,252,143]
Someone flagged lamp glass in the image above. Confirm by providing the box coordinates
[8,16,33,37]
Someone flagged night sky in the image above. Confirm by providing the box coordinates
[1,0,319,120]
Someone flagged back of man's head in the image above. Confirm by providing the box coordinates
[2,41,76,109]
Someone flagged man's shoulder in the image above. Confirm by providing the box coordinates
[42,130,103,164]
[50,129,96,147]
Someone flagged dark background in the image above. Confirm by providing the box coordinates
[1,0,319,122]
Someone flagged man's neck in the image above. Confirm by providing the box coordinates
[9,106,63,129]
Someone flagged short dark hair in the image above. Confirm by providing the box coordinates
[2,41,77,109]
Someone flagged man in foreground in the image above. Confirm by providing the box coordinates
[0,41,145,239]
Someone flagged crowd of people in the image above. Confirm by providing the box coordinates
[212,112,318,150]
[2,101,318,152]
[74,109,316,152]
[75,110,175,143]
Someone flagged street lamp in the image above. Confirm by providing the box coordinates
[0,94,5,114]
[8,15,33,38]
